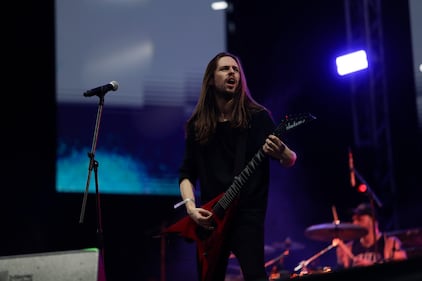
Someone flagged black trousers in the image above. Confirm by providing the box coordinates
[196,210,268,281]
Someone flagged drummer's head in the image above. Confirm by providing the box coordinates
[351,203,378,229]
[352,203,375,217]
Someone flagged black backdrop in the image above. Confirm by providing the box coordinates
[5,1,421,281]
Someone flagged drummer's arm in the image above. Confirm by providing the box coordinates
[335,239,353,268]
[385,236,407,262]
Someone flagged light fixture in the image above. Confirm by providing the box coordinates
[336,50,368,76]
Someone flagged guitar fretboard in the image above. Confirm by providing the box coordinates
[213,149,266,214]
[210,112,315,218]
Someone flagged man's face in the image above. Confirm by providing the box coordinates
[212,56,240,97]
[352,214,374,231]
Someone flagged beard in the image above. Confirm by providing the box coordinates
[215,89,234,101]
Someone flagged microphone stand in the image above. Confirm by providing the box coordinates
[353,167,383,263]
[79,93,108,281]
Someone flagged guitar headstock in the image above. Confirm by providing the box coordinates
[273,112,316,137]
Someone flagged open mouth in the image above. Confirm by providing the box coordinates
[227,78,236,85]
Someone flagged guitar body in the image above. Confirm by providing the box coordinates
[163,193,238,281]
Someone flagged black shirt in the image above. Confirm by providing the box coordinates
[179,109,276,212]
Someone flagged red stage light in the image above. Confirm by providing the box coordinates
[357,184,367,193]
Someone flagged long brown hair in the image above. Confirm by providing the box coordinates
[187,52,266,144]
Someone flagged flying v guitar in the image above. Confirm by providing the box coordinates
[162,112,316,281]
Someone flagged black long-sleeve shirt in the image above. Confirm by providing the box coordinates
[178,109,276,212]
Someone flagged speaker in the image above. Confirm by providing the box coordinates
[0,248,99,281]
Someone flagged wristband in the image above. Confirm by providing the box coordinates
[174,198,195,209]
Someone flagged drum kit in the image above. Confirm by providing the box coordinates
[266,222,368,280]
[292,222,367,275]
[226,209,422,281]
[225,222,368,281]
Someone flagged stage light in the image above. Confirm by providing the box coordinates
[336,50,368,76]
[357,183,367,193]
[211,1,228,10]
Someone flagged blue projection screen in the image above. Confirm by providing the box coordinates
[55,0,226,195]
[409,0,422,130]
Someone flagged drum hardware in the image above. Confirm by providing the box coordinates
[265,237,305,255]
[293,242,337,273]
[264,237,305,269]
[266,249,291,281]
[265,237,304,280]
[265,249,289,268]
[294,215,367,275]
[271,237,305,251]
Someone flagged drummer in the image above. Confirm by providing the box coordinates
[335,202,407,268]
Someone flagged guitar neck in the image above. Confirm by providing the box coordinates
[212,148,266,215]
[211,112,315,217]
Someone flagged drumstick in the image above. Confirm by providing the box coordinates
[330,206,354,259]
[332,205,340,224]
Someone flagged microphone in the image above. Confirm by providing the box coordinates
[348,147,356,187]
[83,81,119,97]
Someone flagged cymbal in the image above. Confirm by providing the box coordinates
[305,222,368,242]
[271,238,305,251]
[386,228,422,247]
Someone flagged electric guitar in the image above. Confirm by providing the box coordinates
[163,113,316,281]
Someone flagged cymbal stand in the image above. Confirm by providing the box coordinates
[266,249,290,281]
[265,249,289,268]
[294,243,336,273]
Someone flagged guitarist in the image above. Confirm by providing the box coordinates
[178,52,297,281]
